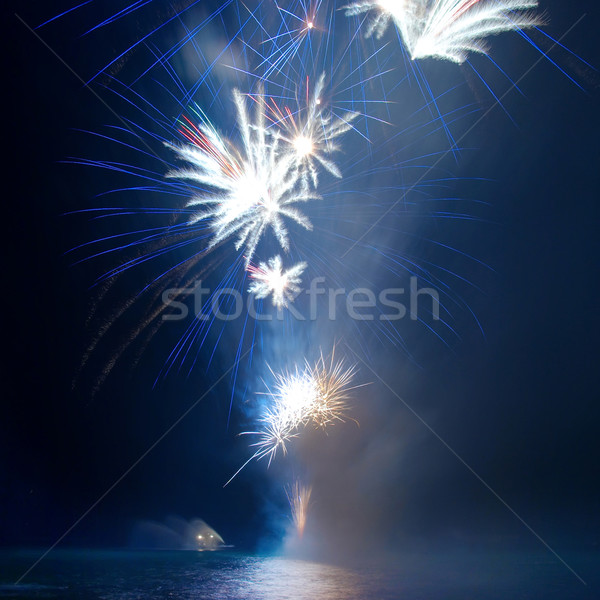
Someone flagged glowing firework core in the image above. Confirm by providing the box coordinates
[263,73,358,188]
[293,135,314,158]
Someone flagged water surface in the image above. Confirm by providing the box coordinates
[0,549,597,599]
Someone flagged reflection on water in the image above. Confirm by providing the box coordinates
[0,552,373,600]
[0,549,597,599]
[224,556,366,600]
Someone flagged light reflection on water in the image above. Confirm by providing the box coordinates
[216,556,367,600]
[0,549,597,599]
[0,552,378,600]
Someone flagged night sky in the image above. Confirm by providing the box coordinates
[3,0,600,563]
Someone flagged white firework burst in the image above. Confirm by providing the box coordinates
[166,91,318,265]
[254,355,358,462]
[264,73,359,188]
[344,0,541,63]
[225,353,361,485]
[247,255,307,308]
[240,367,317,469]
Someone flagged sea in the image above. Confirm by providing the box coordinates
[0,549,598,599]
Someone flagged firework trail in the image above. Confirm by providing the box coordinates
[286,480,313,539]
[344,0,541,63]
[247,255,307,309]
[226,351,361,485]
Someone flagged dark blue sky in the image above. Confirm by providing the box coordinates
[3,0,600,560]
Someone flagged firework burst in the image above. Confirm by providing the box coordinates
[260,352,359,457]
[248,255,307,309]
[166,92,318,265]
[226,351,361,485]
[345,0,541,63]
[263,73,359,188]
[248,367,320,466]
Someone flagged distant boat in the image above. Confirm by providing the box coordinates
[130,516,229,551]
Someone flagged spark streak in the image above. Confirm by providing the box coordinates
[287,480,312,539]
